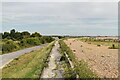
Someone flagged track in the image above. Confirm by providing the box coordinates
[40,41,64,78]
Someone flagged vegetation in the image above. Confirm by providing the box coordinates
[2,29,42,40]
[108,44,119,49]
[80,37,119,49]
[59,40,98,78]
[97,44,101,46]
[2,41,55,78]
[2,29,54,54]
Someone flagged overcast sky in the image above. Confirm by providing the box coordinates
[2,2,118,36]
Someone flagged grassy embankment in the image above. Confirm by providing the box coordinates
[2,36,54,54]
[59,40,98,78]
[79,38,119,49]
[2,41,55,78]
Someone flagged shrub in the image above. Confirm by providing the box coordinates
[88,43,91,44]
[2,43,17,53]
[97,44,101,46]
[26,37,40,45]
[39,37,45,44]
[20,37,41,47]
[42,36,55,43]
[112,44,115,48]
[6,40,14,44]
[19,39,27,47]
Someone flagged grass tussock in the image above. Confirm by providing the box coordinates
[2,41,55,78]
[59,40,98,78]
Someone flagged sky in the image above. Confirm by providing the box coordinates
[1,2,118,36]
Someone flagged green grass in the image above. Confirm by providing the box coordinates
[59,40,98,78]
[2,41,55,78]
[76,60,98,78]
[54,60,59,70]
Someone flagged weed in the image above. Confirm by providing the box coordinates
[81,50,84,53]
[14,58,19,60]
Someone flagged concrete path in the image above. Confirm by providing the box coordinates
[0,43,48,68]
[41,41,64,78]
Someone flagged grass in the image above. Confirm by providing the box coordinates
[59,40,98,78]
[54,72,57,77]
[79,38,119,49]
[59,40,75,78]
[2,41,55,78]
[76,60,98,78]
[53,60,59,70]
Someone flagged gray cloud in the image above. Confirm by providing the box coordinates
[2,2,118,36]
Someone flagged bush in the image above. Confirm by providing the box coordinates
[26,37,41,45]
[88,42,91,44]
[39,37,45,44]
[19,39,27,47]
[20,37,41,47]
[97,44,101,46]
[42,36,55,43]
[2,43,17,53]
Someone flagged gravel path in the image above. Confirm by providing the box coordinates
[41,41,64,78]
[0,43,48,68]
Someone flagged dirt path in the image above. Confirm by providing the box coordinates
[40,41,64,78]
[64,38,118,78]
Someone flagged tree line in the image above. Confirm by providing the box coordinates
[1,29,55,54]
[1,29,42,40]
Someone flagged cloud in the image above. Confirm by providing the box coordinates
[2,0,119,2]
[2,2,118,36]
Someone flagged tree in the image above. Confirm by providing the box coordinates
[31,32,42,37]
[21,31,30,38]
[14,32,22,40]
[10,29,16,40]
[10,29,15,34]
[3,32,10,39]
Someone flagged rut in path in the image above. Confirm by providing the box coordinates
[40,41,64,78]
